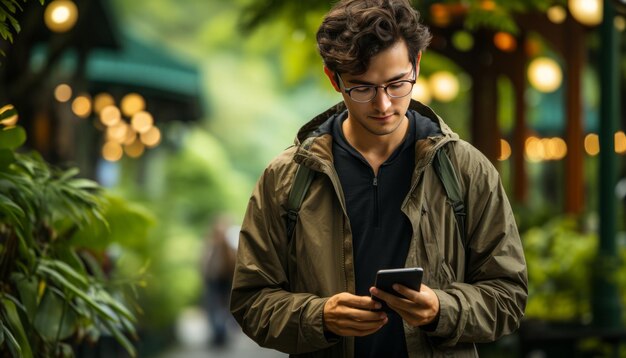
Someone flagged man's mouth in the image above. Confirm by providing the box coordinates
[371,114,394,120]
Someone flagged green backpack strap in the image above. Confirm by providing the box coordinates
[433,146,467,247]
[285,164,315,241]
[285,137,316,241]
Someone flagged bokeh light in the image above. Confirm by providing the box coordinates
[44,0,78,33]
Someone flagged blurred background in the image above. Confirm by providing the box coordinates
[0,0,625,357]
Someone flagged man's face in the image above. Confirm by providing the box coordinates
[325,40,420,140]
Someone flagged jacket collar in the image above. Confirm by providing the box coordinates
[293,100,459,171]
[295,100,458,144]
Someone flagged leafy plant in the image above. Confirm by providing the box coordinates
[0,0,45,57]
[523,216,598,323]
[0,106,144,357]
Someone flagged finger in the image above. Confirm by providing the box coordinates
[337,317,388,336]
[337,306,387,324]
[338,324,385,337]
[391,284,421,302]
[370,286,408,306]
[339,293,383,311]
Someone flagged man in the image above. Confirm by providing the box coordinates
[230,0,528,357]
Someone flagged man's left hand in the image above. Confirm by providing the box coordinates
[369,283,439,327]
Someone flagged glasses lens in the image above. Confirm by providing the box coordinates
[350,87,376,102]
[386,81,414,98]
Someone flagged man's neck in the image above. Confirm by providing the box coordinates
[342,115,410,174]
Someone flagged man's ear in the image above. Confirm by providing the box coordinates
[324,66,341,92]
[415,51,423,78]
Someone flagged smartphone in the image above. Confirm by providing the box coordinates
[373,267,423,308]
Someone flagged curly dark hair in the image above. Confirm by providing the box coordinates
[316,0,431,75]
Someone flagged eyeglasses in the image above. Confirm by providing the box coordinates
[336,68,416,103]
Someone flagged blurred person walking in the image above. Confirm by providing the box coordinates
[201,215,238,347]
[230,0,528,356]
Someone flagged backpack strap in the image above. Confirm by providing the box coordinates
[285,164,315,241]
[433,146,467,247]
[285,137,316,241]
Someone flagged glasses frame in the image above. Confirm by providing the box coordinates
[336,65,417,103]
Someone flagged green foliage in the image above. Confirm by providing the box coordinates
[0,118,149,357]
[523,216,598,322]
[241,0,566,34]
[107,127,251,332]
[0,0,45,57]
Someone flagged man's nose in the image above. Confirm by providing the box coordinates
[372,87,392,112]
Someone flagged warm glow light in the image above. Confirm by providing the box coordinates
[615,131,626,154]
[493,32,516,52]
[44,0,78,33]
[94,93,115,114]
[525,136,544,162]
[429,71,459,102]
[54,84,72,102]
[71,95,91,118]
[124,139,145,158]
[411,78,431,104]
[584,133,600,155]
[430,4,451,27]
[551,137,568,160]
[102,141,123,162]
[524,39,541,57]
[568,0,603,26]
[131,111,154,133]
[528,57,562,93]
[107,122,128,143]
[0,104,18,126]
[615,16,626,32]
[100,105,121,127]
[498,139,511,161]
[140,126,161,147]
[124,127,137,145]
[547,6,567,23]
[121,93,145,117]
[480,0,497,11]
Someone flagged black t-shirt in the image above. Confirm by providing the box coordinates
[331,110,441,357]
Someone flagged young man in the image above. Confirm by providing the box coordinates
[230,0,528,357]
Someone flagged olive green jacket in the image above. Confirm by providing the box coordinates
[230,101,528,357]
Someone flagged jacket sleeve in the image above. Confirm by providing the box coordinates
[427,142,528,346]
[229,162,335,354]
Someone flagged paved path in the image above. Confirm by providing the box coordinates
[157,306,287,358]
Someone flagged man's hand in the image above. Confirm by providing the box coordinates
[323,292,388,337]
[369,283,439,327]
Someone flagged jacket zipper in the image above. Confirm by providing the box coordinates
[373,176,379,228]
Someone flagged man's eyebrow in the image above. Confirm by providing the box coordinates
[346,70,412,86]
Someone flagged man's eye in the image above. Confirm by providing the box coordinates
[388,82,405,89]
[352,87,372,94]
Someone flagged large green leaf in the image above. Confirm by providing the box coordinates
[96,290,136,323]
[33,288,77,341]
[11,273,38,323]
[0,148,15,170]
[71,195,155,250]
[0,320,4,346]
[0,126,25,149]
[0,192,25,224]
[40,259,88,286]
[101,319,136,358]
[36,266,118,322]
[1,297,32,358]
[1,324,20,358]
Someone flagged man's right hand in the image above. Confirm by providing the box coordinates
[323,292,388,337]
